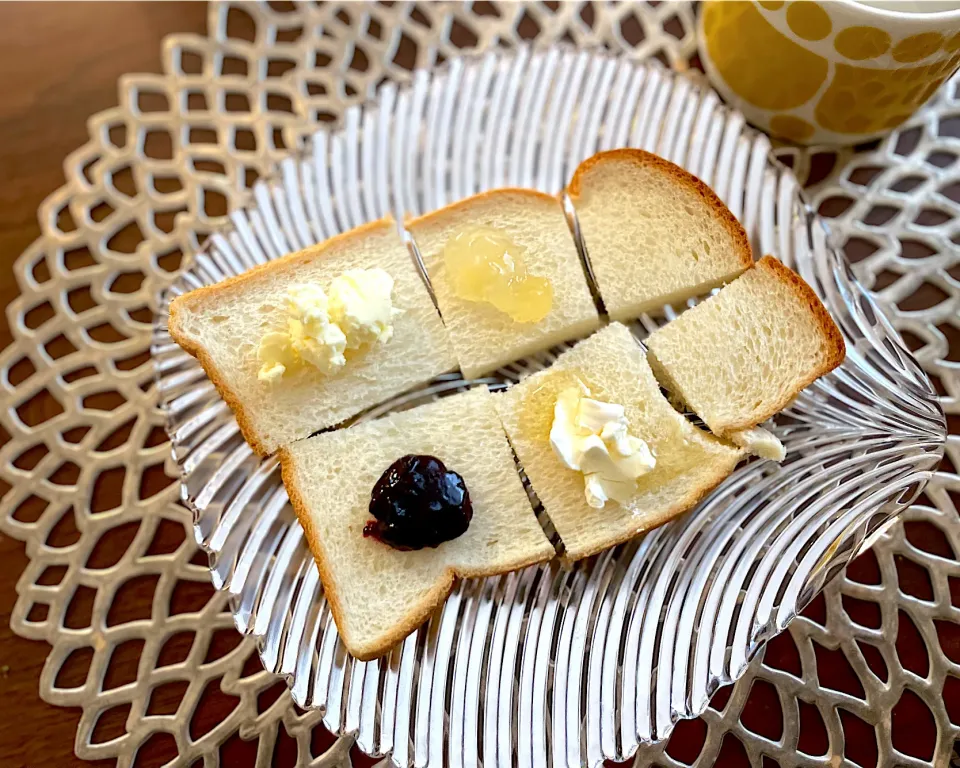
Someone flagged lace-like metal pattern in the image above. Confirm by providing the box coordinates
[1,3,958,766]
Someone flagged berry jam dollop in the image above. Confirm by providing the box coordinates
[364,454,473,550]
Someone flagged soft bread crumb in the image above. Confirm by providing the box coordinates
[646,256,845,436]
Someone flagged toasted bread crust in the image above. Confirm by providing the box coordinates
[756,255,846,368]
[167,218,404,457]
[279,445,553,661]
[567,148,754,273]
[406,187,565,231]
[167,302,272,456]
[715,255,845,435]
[170,217,399,310]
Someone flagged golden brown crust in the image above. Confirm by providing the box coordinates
[279,446,553,661]
[169,217,397,311]
[560,449,743,563]
[405,187,565,232]
[166,217,401,458]
[567,148,754,272]
[168,302,272,456]
[716,255,846,435]
[756,255,846,368]
[279,446,425,662]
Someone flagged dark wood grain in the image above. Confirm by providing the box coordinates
[0,5,207,767]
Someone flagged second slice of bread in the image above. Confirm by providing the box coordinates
[567,149,754,321]
[168,218,457,456]
[646,256,845,436]
[279,387,554,660]
[496,323,743,562]
[407,189,601,379]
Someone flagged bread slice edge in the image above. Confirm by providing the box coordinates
[646,255,846,436]
[567,147,755,275]
[460,314,602,379]
[278,427,554,661]
[167,217,421,457]
[169,217,400,313]
[168,301,273,456]
[559,449,740,563]
[605,272,743,322]
[406,187,568,230]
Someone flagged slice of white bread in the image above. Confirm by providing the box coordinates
[496,323,743,562]
[567,149,754,321]
[279,387,554,660]
[168,218,457,456]
[407,189,601,379]
[646,256,845,437]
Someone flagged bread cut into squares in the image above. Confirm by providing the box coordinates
[496,323,743,562]
[168,218,457,456]
[279,388,554,660]
[407,189,601,379]
[646,256,845,437]
[567,149,754,321]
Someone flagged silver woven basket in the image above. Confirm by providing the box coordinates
[151,47,946,768]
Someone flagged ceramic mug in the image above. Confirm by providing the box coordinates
[698,0,960,145]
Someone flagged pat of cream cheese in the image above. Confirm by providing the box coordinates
[549,381,656,508]
[257,270,395,383]
[729,426,785,462]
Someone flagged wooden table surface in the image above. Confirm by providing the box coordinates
[0,3,953,767]
[0,6,209,766]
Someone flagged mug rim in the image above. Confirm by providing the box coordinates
[833,0,960,22]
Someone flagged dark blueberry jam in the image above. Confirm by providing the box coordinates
[364,454,473,550]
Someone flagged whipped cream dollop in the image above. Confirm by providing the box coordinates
[549,380,656,508]
[257,269,396,383]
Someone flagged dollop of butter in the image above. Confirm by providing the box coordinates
[257,269,396,383]
[549,380,656,508]
[729,426,785,462]
[257,331,296,383]
[328,268,397,348]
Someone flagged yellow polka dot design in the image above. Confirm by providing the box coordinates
[786,1,832,42]
[699,1,960,143]
[815,55,960,134]
[834,26,891,61]
[769,115,815,142]
[893,32,944,63]
[703,1,828,111]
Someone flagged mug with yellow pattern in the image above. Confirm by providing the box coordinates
[699,0,960,145]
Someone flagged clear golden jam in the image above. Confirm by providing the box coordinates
[442,226,553,323]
